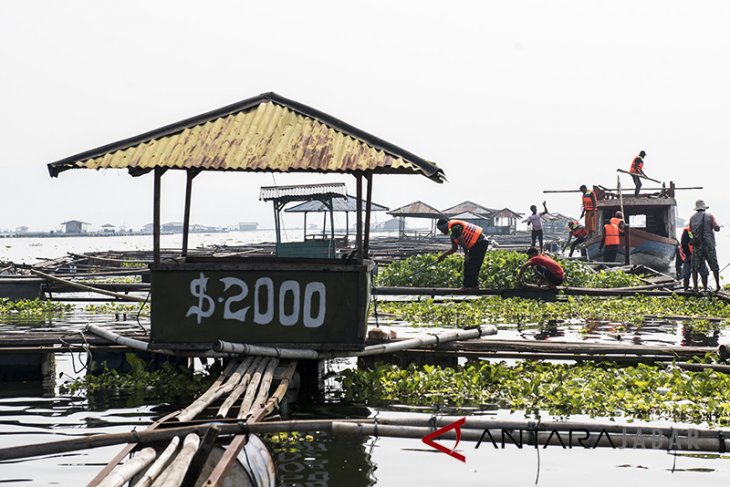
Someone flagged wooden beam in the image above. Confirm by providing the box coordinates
[182,169,200,257]
[364,173,373,258]
[153,168,163,264]
[356,173,363,262]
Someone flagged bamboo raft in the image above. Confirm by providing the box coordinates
[84,356,296,486]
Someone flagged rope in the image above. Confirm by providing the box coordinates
[136,292,151,335]
[59,331,92,374]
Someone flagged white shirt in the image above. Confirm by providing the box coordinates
[526,213,543,231]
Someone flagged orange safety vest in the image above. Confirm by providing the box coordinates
[610,217,624,235]
[630,157,644,174]
[447,220,483,250]
[604,223,620,246]
[571,225,588,238]
[582,190,596,211]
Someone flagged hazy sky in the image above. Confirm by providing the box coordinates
[2,0,728,232]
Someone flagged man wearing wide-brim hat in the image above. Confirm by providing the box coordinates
[688,199,721,292]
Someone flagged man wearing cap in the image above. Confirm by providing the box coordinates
[689,200,721,292]
[629,150,648,197]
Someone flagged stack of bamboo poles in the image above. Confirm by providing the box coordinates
[87,357,295,487]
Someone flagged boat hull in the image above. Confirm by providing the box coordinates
[585,228,677,270]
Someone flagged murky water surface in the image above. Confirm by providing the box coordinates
[1,232,729,485]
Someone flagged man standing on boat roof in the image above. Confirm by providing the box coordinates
[629,150,649,197]
[689,199,721,292]
[579,185,597,235]
[517,247,565,288]
[523,201,549,253]
[436,218,490,289]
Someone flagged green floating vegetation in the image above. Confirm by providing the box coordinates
[377,295,730,328]
[338,361,730,426]
[376,251,643,289]
[0,298,74,316]
[84,302,150,316]
[61,353,216,400]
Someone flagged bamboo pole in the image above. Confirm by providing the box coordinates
[180,426,220,487]
[97,447,157,487]
[214,326,497,359]
[30,269,146,302]
[176,359,250,422]
[332,421,729,453]
[85,324,172,355]
[237,357,271,418]
[256,361,297,421]
[85,324,230,358]
[216,356,257,418]
[87,411,181,487]
[67,252,152,265]
[246,358,280,420]
[132,437,181,487]
[150,433,200,487]
[6,417,730,462]
[204,360,295,487]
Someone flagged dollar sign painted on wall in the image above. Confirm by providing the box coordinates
[186,272,215,324]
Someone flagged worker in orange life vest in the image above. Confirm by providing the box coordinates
[679,226,708,291]
[610,211,626,235]
[599,218,621,263]
[564,220,589,257]
[629,150,648,197]
[436,218,490,289]
[579,185,597,235]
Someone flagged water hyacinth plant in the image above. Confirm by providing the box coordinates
[376,295,730,328]
[376,251,643,289]
[0,298,73,316]
[338,361,730,426]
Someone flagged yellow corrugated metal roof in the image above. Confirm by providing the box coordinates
[48,92,445,182]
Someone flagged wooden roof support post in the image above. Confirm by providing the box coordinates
[364,173,373,258]
[355,173,363,263]
[152,167,165,265]
[182,169,201,258]
[273,200,284,246]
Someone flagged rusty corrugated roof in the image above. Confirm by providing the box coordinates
[47,92,445,182]
[259,183,347,202]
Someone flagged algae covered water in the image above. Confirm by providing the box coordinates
[1,231,730,485]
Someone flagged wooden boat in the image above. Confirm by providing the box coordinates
[583,187,678,271]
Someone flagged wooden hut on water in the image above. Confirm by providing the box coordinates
[387,200,443,238]
[283,188,389,241]
[47,91,446,354]
[61,220,90,234]
[442,201,522,235]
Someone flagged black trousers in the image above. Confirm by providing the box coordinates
[603,245,618,263]
[632,174,642,196]
[531,229,544,249]
[464,238,489,288]
[569,236,587,257]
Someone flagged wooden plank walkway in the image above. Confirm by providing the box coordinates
[88,357,296,486]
